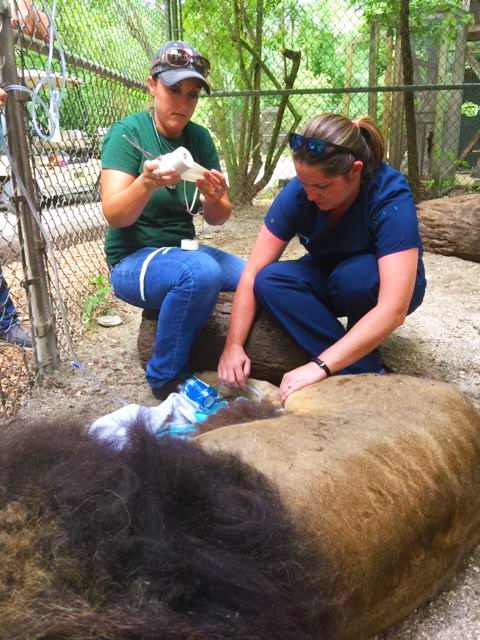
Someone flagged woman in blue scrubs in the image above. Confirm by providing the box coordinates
[217,113,426,403]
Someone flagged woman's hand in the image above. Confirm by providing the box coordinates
[197,169,231,225]
[143,159,181,191]
[197,168,228,203]
[278,362,328,404]
[217,344,251,388]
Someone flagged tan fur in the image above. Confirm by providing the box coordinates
[196,374,480,639]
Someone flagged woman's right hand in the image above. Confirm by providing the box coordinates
[142,159,181,191]
[217,344,251,388]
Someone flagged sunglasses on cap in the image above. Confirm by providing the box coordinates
[155,47,210,77]
[288,132,357,158]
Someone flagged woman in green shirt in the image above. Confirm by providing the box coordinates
[101,41,244,400]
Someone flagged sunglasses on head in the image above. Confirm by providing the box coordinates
[155,47,210,77]
[288,132,356,158]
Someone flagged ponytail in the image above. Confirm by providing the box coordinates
[353,116,385,166]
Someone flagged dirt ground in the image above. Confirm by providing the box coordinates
[3,201,480,639]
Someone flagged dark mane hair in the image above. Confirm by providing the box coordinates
[0,417,336,639]
[198,397,282,433]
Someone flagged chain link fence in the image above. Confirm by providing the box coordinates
[0,0,479,416]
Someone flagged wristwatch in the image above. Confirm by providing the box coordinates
[311,357,332,377]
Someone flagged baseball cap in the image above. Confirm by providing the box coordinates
[150,40,211,94]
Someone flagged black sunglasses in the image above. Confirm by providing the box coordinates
[155,47,210,77]
[288,132,357,158]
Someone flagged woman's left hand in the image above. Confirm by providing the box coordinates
[197,169,228,202]
[279,362,328,404]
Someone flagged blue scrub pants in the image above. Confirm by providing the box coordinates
[253,254,425,375]
[110,245,244,390]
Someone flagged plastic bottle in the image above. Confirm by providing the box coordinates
[181,375,219,411]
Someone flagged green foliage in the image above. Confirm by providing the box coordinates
[82,274,113,327]
[461,102,480,118]
[347,0,472,37]
[182,0,307,202]
[16,0,474,203]
[55,0,164,80]
[20,0,162,136]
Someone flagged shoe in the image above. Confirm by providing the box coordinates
[151,375,190,402]
[0,323,32,348]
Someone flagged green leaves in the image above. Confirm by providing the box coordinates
[82,274,113,327]
[461,102,480,118]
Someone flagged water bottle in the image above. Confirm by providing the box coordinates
[181,375,219,411]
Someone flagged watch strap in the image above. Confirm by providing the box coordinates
[311,357,332,377]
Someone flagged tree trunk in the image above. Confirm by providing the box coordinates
[382,31,394,146]
[432,0,471,186]
[137,292,309,385]
[400,0,423,201]
[341,41,354,117]
[368,19,379,118]
[417,194,480,262]
[388,29,405,169]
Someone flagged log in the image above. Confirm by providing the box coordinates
[137,292,308,386]
[416,193,480,262]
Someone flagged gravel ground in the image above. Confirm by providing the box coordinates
[3,202,480,639]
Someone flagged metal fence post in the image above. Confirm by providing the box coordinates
[0,0,59,375]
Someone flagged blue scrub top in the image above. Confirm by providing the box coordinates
[264,162,425,278]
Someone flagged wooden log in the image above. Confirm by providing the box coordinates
[137,292,308,386]
[416,193,480,262]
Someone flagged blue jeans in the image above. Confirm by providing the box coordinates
[254,254,426,374]
[0,267,18,332]
[110,245,245,389]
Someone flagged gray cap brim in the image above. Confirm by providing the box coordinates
[155,67,210,94]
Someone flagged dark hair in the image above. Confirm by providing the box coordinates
[0,416,335,639]
[293,113,385,177]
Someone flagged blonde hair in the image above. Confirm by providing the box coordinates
[294,113,385,177]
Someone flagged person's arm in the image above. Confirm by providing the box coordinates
[0,87,6,108]
[100,159,181,228]
[279,247,419,401]
[218,224,288,387]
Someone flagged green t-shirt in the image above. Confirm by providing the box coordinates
[101,111,220,266]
